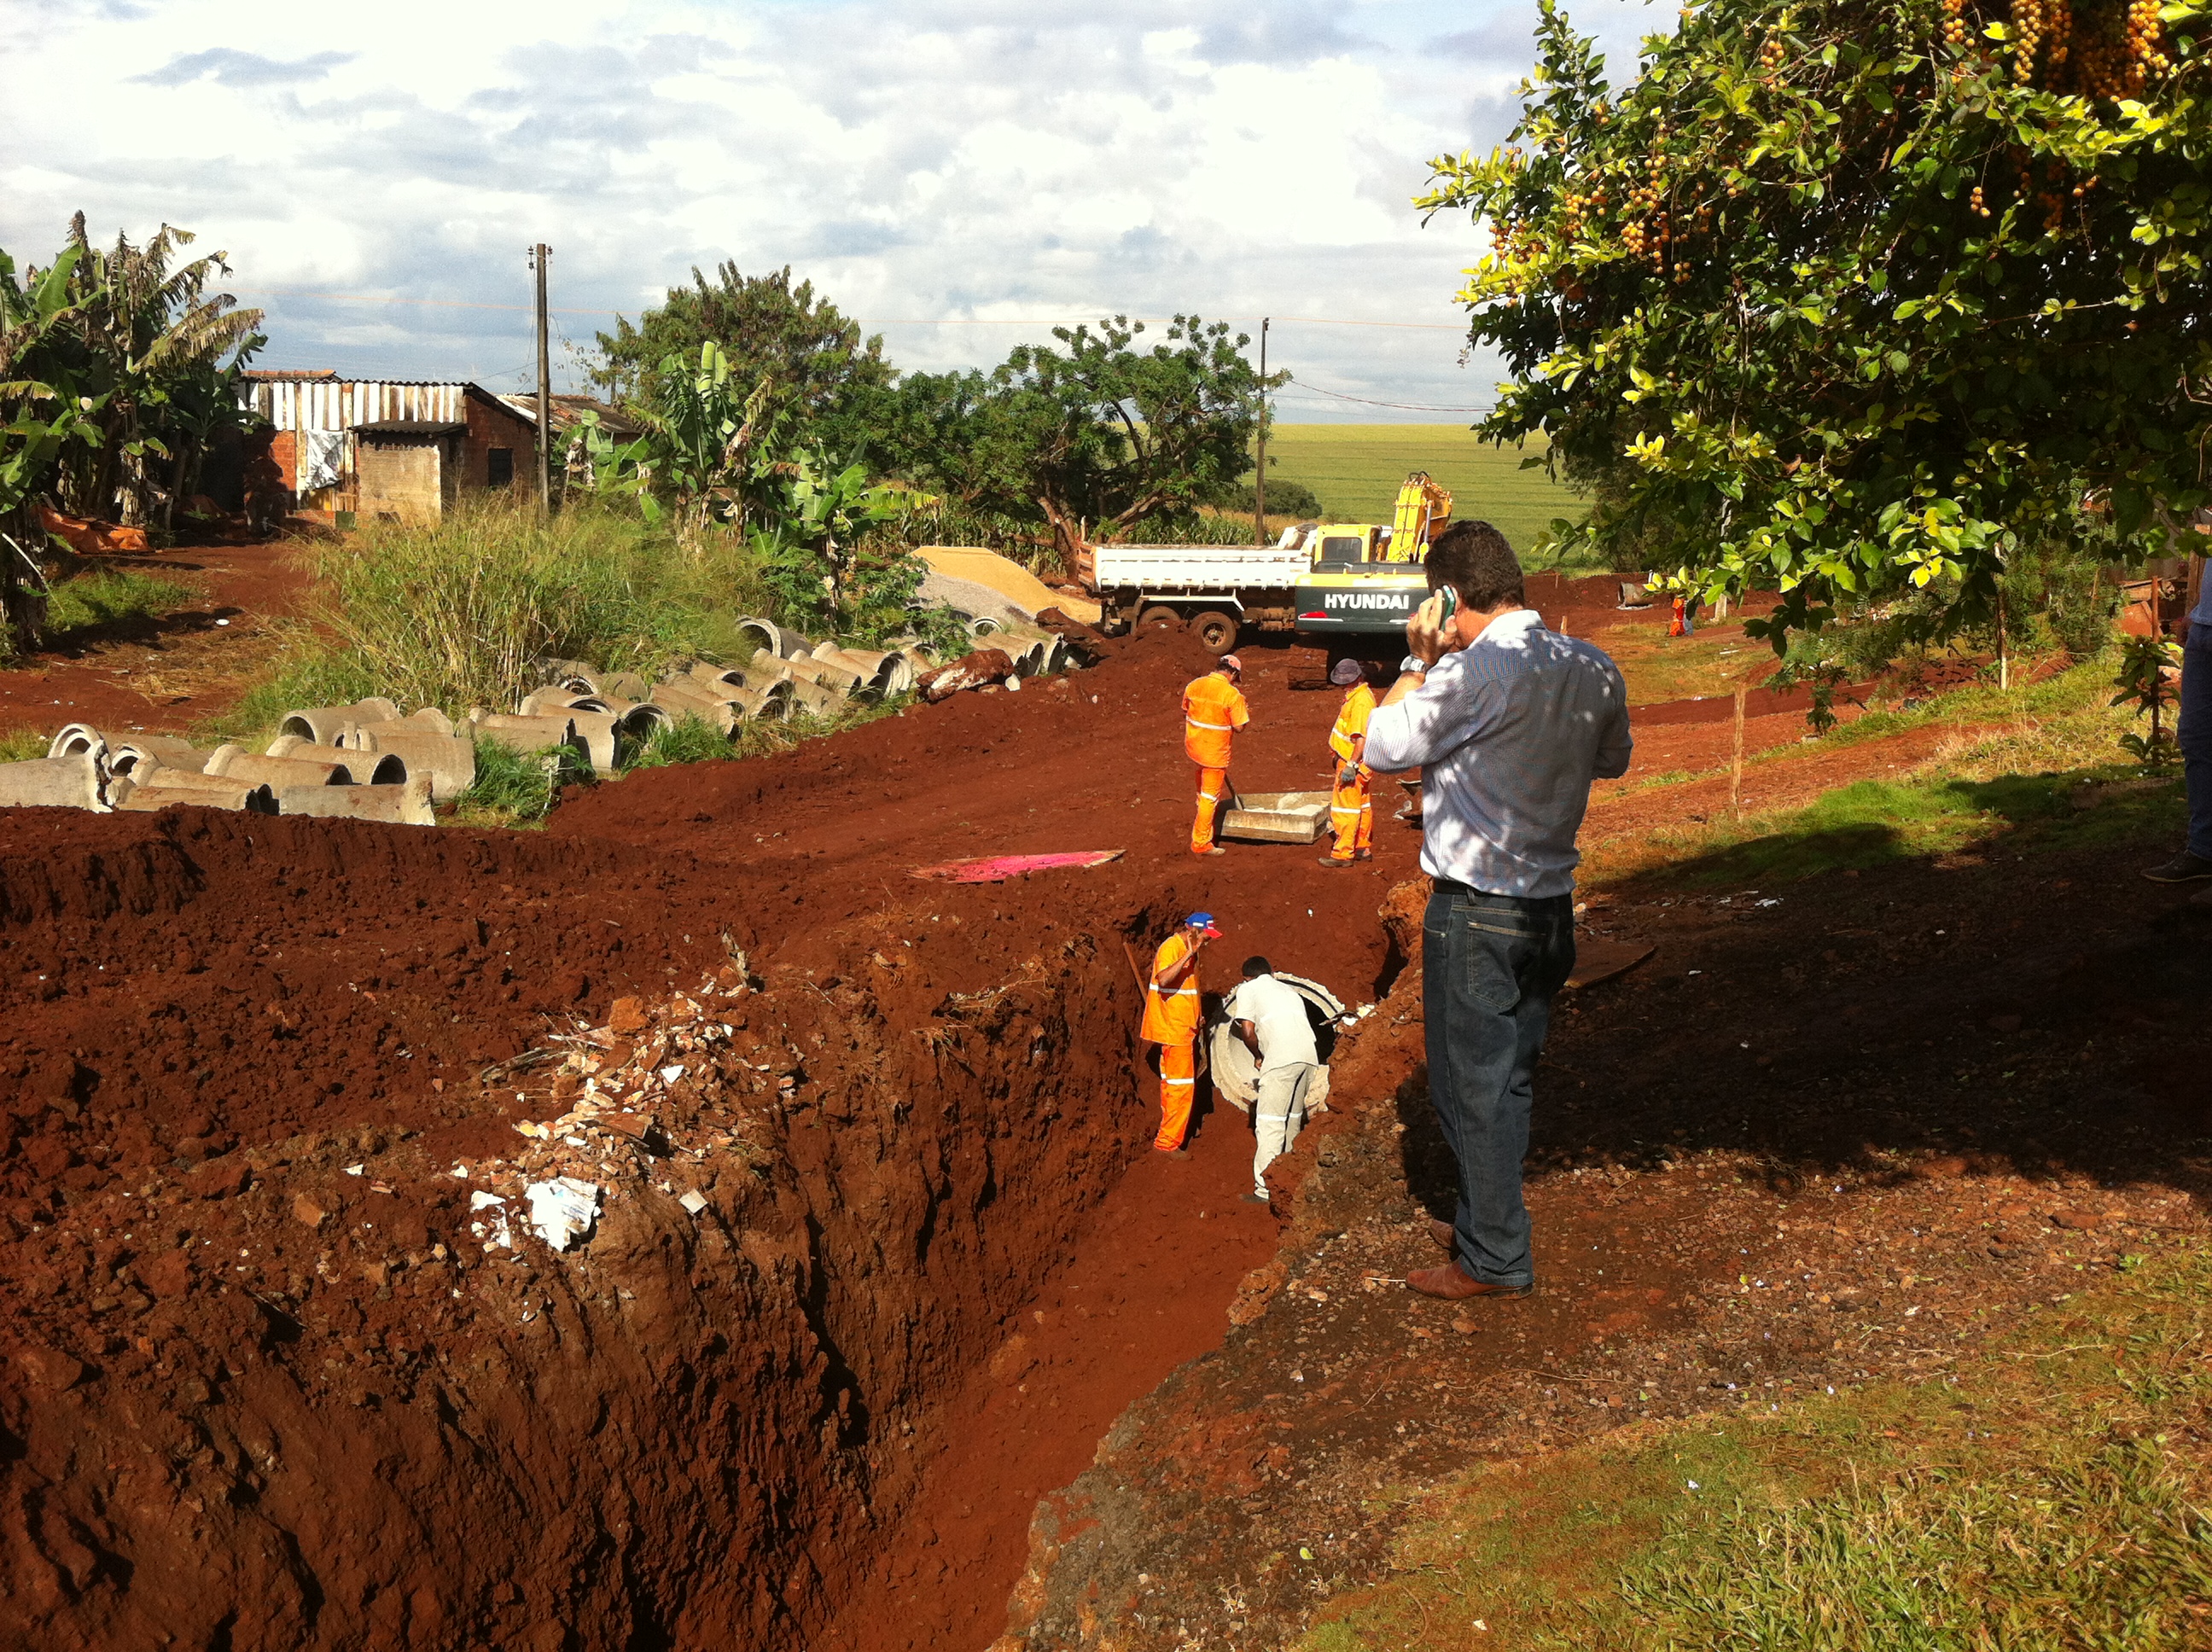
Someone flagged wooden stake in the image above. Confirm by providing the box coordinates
[1731,684,1747,818]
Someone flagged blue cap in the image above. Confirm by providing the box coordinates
[1186,911,1221,936]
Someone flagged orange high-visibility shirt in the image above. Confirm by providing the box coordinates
[1140,932,1202,1044]
[1329,681,1377,765]
[1182,672,1249,768]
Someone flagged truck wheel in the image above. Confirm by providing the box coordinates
[1136,605,1185,633]
[1288,643,1332,690]
[1188,610,1239,652]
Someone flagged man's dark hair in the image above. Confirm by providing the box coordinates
[1425,520,1523,613]
[1242,956,1272,979]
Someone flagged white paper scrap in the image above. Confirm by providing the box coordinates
[679,1190,709,1216]
[660,1064,685,1084]
[525,1178,602,1251]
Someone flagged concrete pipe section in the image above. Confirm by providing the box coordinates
[1202,970,1347,1115]
[0,752,112,811]
[736,616,816,660]
[113,774,278,814]
[108,735,207,779]
[469,714,589,762]
[771,651,865,698]
[206,743,360,790]
[45,724,108,761]
[276,698,402,748]
[346,719,475,802]
[272,775,435,825]
[266,735,406,785]
[646,681,743,735]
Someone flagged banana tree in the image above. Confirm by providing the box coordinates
[1,245,104,651]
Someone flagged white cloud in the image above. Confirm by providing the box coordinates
[2,0,1665,416]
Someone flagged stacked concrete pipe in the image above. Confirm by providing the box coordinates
[469,713,589,767]
[343,710,478,803]
[276,697,403,748]
[113,771,278,814]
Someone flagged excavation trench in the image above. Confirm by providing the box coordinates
[0,806,1301,1652]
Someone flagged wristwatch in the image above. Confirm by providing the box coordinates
[1400,654,1427,674]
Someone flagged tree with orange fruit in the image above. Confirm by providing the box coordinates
[1421,0,2209,651]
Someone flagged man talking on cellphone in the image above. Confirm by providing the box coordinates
[1361,521,1633,1303]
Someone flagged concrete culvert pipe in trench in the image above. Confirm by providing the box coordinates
[345,722,475,801]
[273,775,435,825]
[265,735,406,785]
[0,753,110,811]
[276,698,402,747]
[205,743,359,789]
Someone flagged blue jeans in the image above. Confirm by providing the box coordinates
[2183,621,2212,859]
[1421,881,1576,1288]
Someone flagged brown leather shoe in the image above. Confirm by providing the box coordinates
[1426,1217,1455,1253]
[1405,1261,1532,1300]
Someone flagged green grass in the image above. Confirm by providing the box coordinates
[299,498,775,718]
[0,727,49,762]
[43,569,199,636]
[1249,425,1590,565]
[446,739,596,829]
[623,711,734,771]
[1301,1244,2212,1651]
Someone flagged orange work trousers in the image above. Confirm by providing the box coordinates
[1154,1041,1196,1149]
[1329,766,1373,861]
[1190,765,1230,853]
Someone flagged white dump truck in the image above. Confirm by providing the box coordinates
[1070,534,1313,653]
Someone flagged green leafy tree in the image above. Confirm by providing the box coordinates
[1418,0,2211,652]
[593,262,892,452]
[882,315,1271,567]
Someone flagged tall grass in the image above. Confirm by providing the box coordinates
[301,500,771,716]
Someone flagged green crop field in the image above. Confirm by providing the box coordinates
[1251,424,1587,561]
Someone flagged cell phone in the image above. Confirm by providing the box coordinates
[1431,584,1459,614]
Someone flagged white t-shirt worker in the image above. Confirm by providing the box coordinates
[1226,960,1321,1205]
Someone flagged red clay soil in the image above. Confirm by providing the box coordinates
[0,532,313,739]
[0,623,1419,1652]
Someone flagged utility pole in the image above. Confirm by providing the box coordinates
[1254,317,1270,546]
[532,243,552,512]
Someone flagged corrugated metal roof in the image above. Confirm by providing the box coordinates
[240,380,469,432]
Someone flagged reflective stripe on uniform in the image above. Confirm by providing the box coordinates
[1161,1075,1196,1088]
[1186,718,1234,731]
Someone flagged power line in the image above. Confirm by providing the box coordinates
[229,288,1468,331]
[1279,376,1491,413]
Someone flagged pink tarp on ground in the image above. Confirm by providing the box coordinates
[910,850,1125,883]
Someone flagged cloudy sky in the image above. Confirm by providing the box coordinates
[4,0,1662,421]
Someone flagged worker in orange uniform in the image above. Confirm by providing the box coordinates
[1140,911,1220,1155]
[1319,657,1376,869]
[1182,654,1250,856]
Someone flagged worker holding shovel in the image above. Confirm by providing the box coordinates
[1182,654,1249,856]
[1140,911,1220,1155]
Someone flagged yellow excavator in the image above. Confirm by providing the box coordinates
[1287,472,1453,688]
